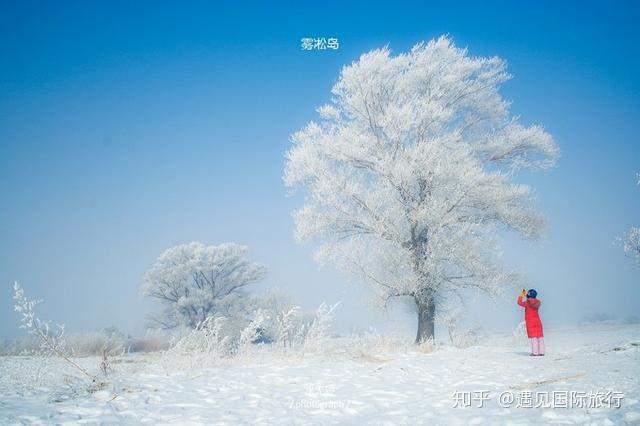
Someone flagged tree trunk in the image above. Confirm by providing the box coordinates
[415,296,436,344]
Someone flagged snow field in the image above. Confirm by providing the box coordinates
[1,324,638,425]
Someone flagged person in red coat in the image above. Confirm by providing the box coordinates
[517,288,545,356]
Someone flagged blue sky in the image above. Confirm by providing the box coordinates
[1,1,639,339]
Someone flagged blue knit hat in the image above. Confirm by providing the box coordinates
[527,289,538,298]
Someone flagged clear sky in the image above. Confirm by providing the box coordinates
[1,1,639,339]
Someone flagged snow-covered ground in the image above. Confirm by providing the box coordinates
[1,323,639,425]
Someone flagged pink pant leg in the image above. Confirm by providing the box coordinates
[537,337,545,355]
[531,338,539,355]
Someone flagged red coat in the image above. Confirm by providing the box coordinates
[517,296,543,338]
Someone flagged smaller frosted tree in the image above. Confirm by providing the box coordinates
[142,242,267,329]
[623,228,640,262]
[621,173,639,263]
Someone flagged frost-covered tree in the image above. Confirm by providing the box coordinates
[623,228,640,262]
[621,173,640,263]
[284,37,558,343]
[142,242,267,329]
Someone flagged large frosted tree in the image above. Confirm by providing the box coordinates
[284,37,559,343]
[142,242,267,329]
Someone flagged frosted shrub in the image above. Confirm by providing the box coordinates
[162,301,341,366]
[276,306,302,348]
[99,349,111,377]
[271,302,340,350]
[171,316,233,357]
[251,290,299,344]
[302,302,340,348]
[238,309,268,352]
[13,282,67,357]
[12,282,101,386]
